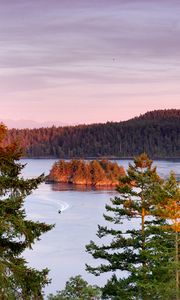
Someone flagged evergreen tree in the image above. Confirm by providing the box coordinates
[47,275,102,300]
[0,124,54,299]
[154,172,180,300]
[89,160,106,185]
[86,153,175,299]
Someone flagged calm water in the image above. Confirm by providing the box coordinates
[21,159,180,297]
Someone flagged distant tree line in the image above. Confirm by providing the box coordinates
[3,109,180,158]
[47,159,125,186]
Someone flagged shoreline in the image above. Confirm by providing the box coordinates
[21,156,180,161]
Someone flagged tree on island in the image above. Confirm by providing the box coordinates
[0,124,54,299]
[48,159,125,186]
[86,153,180,300]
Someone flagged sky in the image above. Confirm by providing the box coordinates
[0,0,180,126]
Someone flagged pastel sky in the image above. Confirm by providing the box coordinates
[0,0,180,125]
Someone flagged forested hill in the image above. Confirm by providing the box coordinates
[4,109,180,158]
[131,109,180,121]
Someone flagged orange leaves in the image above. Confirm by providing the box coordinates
[134,153,153,169]
[157,196,180,232]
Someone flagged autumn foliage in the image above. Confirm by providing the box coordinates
[47,159,125,186]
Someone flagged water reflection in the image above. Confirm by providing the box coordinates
[49,182,117,192]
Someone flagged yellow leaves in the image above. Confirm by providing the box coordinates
[157,196,180,233]
[171,223,180,232]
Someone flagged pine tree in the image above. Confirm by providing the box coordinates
[89,160,106,185]
[0,124,54,299]
[47,275,102,300]
[154,172,180,300]
[86,153,175,299]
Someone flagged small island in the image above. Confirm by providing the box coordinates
[47,159,125,186]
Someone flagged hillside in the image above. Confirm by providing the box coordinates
[3,109,180,158]
[131,109,179,121]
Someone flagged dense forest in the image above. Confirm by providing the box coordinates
[3,109,180,158]
[47,159,125,186]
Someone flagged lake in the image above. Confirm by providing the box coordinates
[21,159,180,297]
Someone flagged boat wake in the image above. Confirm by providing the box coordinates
[58,200,69,211]
[26,192,70,221]
[40,194,70,212]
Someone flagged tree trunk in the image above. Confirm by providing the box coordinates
[141,206,147,300]
[176,231,179,300]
